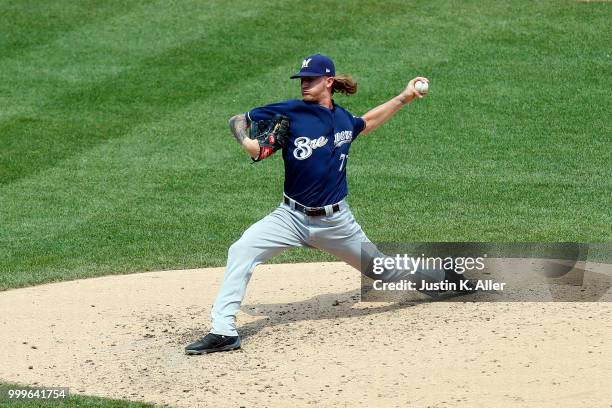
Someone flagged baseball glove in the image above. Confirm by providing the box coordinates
[249,114,290,162]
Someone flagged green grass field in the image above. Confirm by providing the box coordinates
[1,0,610,291]
[0,383,154,408]
[0,1,610,407]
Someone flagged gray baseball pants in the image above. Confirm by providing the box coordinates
[210,197,443,336]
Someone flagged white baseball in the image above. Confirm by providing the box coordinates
[415,80,429,93]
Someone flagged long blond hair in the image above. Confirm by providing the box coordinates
[332,75,357,95]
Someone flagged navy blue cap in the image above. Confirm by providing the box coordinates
[290,54,335,79]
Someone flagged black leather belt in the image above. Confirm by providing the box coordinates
[284,196,341,216]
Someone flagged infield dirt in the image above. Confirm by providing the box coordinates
[1,261,611,407]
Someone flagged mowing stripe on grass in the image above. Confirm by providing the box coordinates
[0,0,610,289]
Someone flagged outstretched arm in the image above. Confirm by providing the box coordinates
[229,114,260,159]
[360,76,428,136]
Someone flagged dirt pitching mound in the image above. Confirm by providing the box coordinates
[1,261,611,407]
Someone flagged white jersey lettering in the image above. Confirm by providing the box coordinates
[293,136,328,160]
[333,130,353,147]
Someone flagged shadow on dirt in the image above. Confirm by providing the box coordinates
[236,289,473,340]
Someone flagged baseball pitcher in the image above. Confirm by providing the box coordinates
[186,54,464,355]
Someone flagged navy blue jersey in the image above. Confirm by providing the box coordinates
[247,99,365,207]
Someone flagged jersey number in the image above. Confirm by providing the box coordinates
[339,154,349,171]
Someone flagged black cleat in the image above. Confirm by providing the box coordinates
[185,333,241,355]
